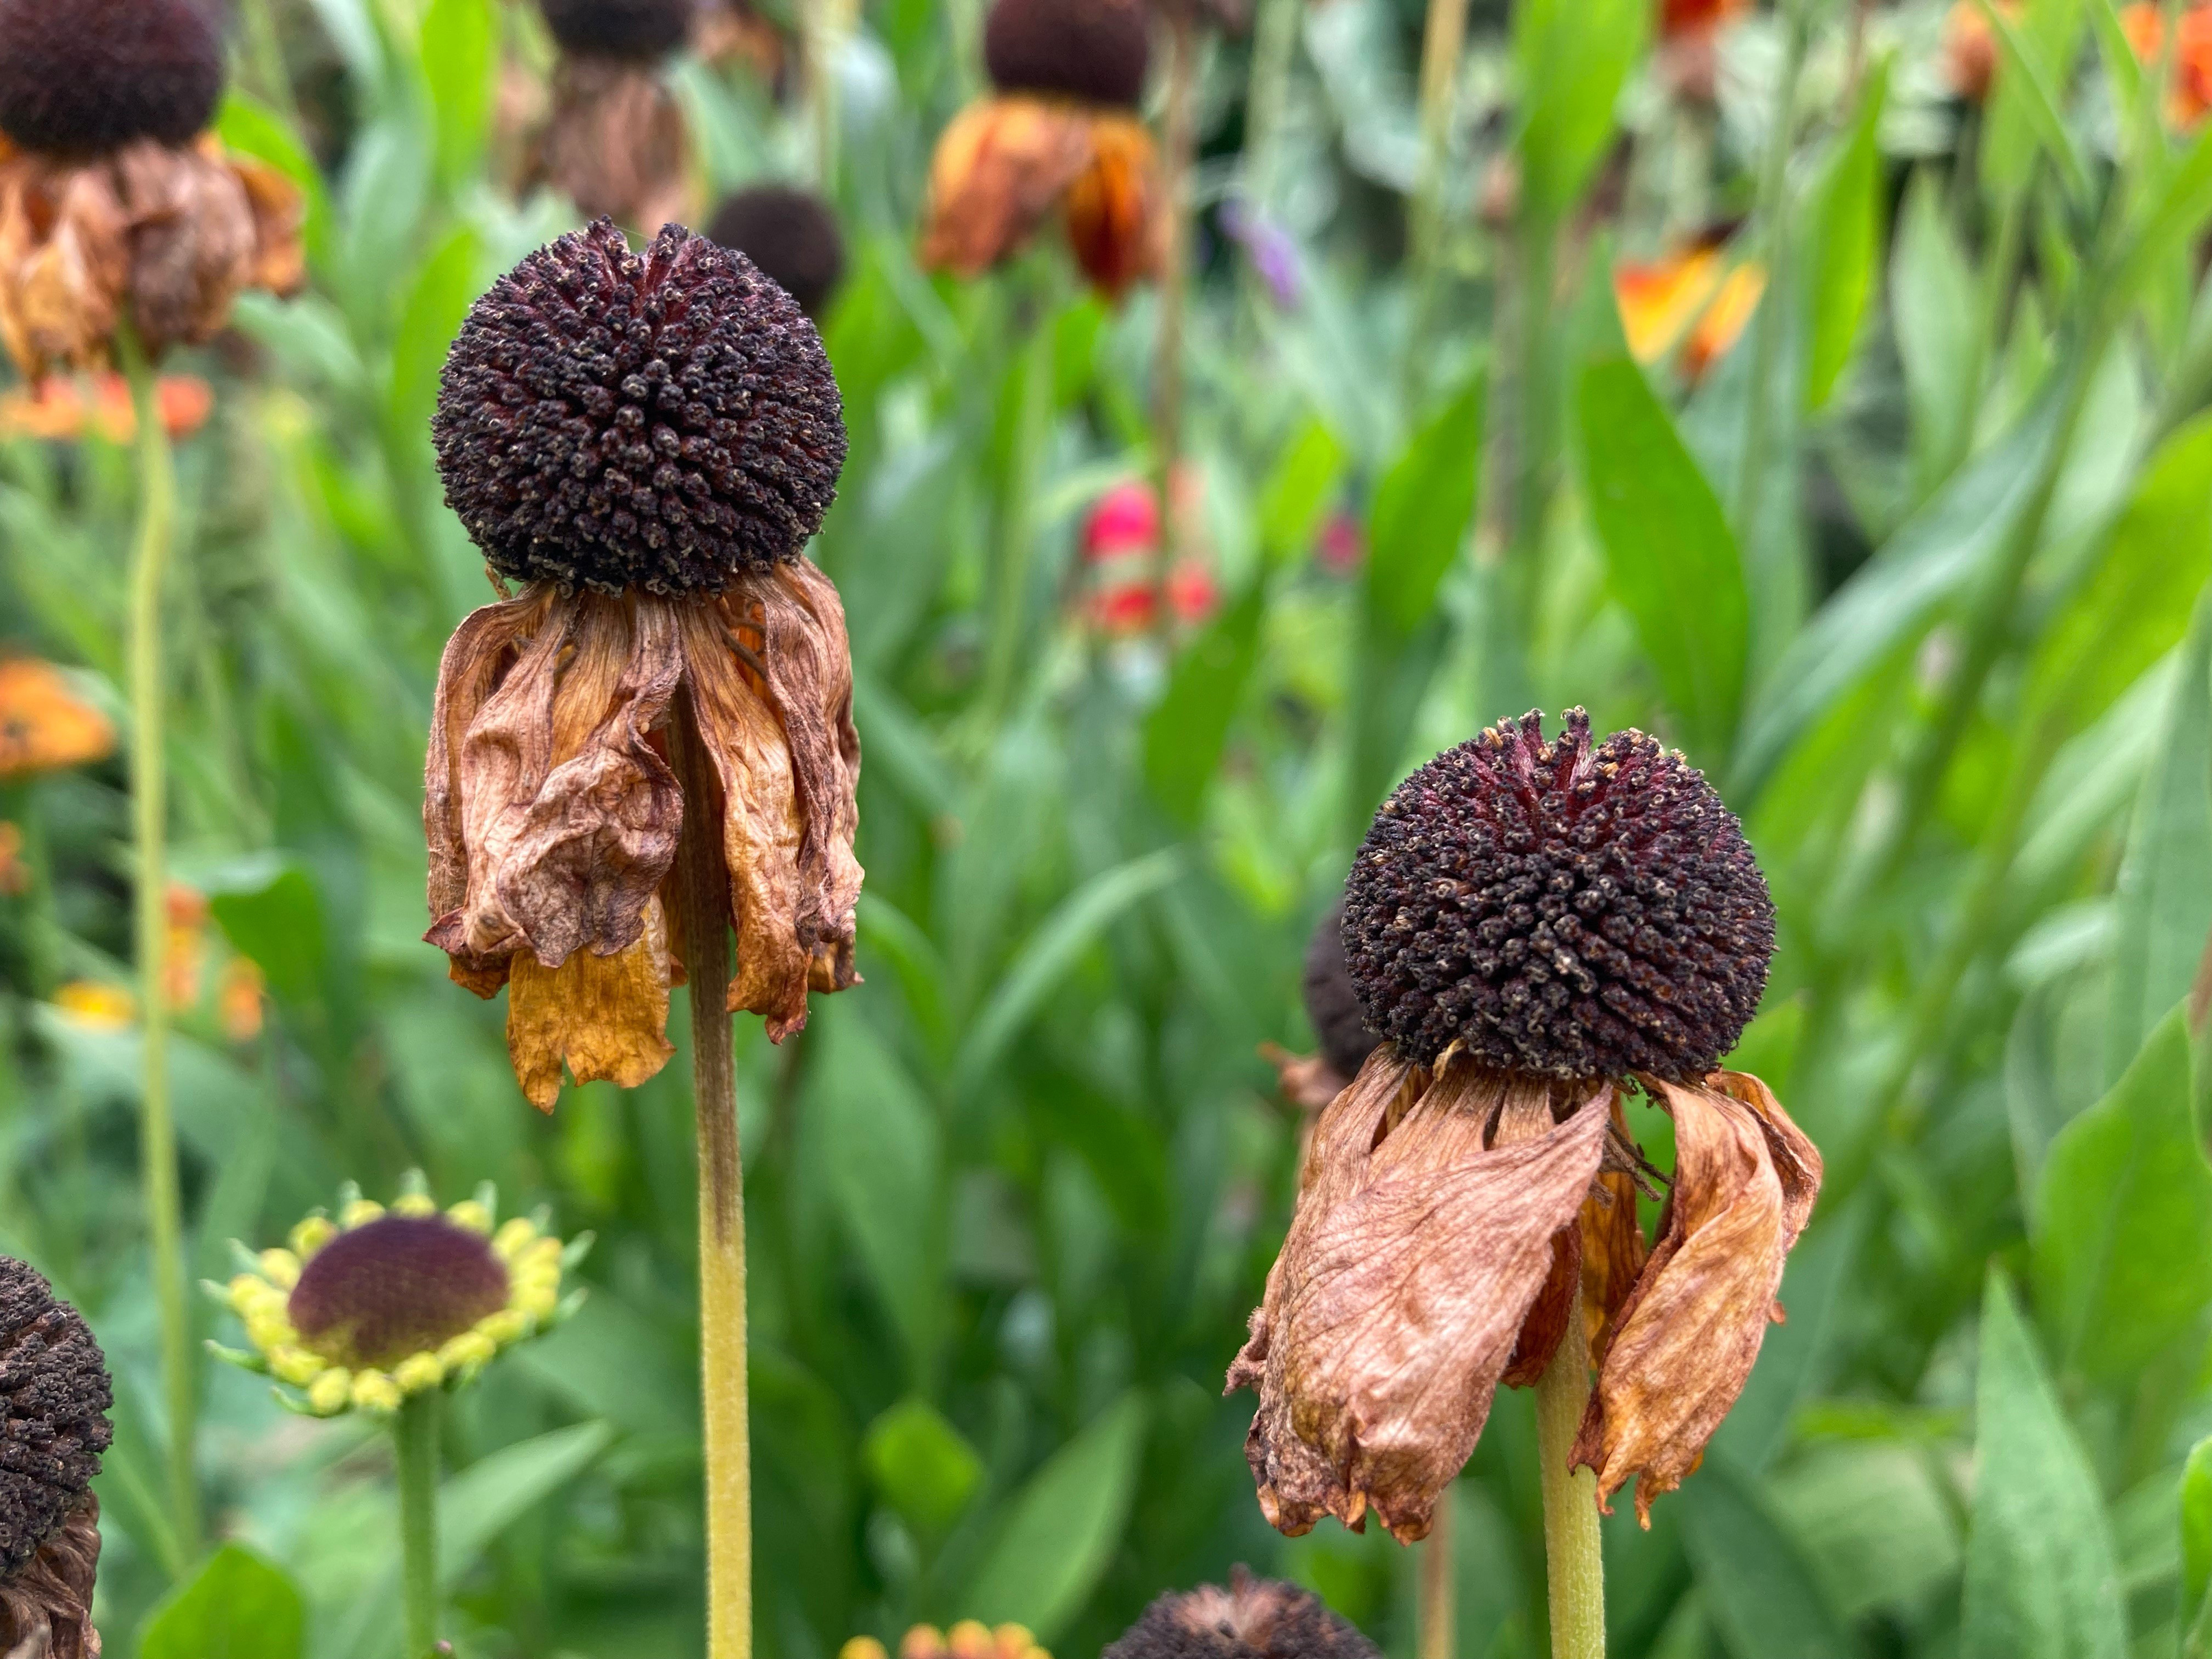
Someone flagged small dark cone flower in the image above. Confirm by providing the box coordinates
[707,184,847,321]
[920,0,1162,300]
[1261,897,1382,1118]
[0,0,304,379]
[425,219,859,1110]
[0,1258,112,1659]
[1105,1569,1380,1659]
[1228,710,1821,1540]
[527,0,694,232]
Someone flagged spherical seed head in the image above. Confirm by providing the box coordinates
[433,219,848,593]
[0,1258,112,1575]
[0,0,226,154]
[1303,899,1379,1082]
[537,0,693,61]
[1105,1572,1380,1659]
[1343,710,1775,1080]
[984,0,1151,107]
[706,185,847,321]
[287,1215,511,1372]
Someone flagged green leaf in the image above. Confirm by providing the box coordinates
[1978,0,2093,206]
[1679,1460,1852,1659]
[209,865,328,1007]
[388,227,482,437]
[1144,582,1266,826]
[1514,0,1648,219]
[1576,355,1748,759]
[2034,1007,2212,1381]
[2106,584,2212,1072]
[1364,372,1484,637]
[863,1397,984,1537]
[1801,64,1889,412]
[961,1393,1147,1640]
[1892,171,1979,492]
[437,1420,615,1583]
[1258,416,1348,564]
[215,94,333,271]
[140,1544,306,1659]
[2180,1435,2212,1648]
[1958,1272,2128,1659]
[420,0,497,189]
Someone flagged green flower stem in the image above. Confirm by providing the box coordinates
[1535,1289,1603,1659]
[1729,0,1809,542]
[1417,1492,1455,1659]
[1151,4,1200,632]
[121,325,202,1562]
[395,1391,442,1659]
[670,696,752,1659]
[1405,0,1471,388]
[984,285,1053,721]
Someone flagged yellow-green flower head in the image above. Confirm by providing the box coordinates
[214,1178,584,1417]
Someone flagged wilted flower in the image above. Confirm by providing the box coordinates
[2119,3,2212,128]
[707,183,847,321]
[216,1180,581,1417]
[1105,1570,1378,1659]
[0,1256,112,1659]
[425,219,858,1110]
[0,658,114,779]
[0,0,304,379]
[843,1621,1051,1659]
[922,0,1162,300]
[1229,711,1820,1538]
[528,0,695,232]
[0,371,213,442]
[1683,264,1764,381]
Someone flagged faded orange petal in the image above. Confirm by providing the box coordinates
[506,904,677,1110]
[0,156,128,379]
[530,58,692,233]
[921,96,1097,279]
[1229,1052,1612,1542]
[1682,263,1764,382]
[1614,247,1722,363]
[1572,1069,1820,1525]
[230,153,308,298]
[1063,112,1159,300]
[0,658,115,778]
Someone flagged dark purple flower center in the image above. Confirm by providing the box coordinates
[287,1217,509,1372]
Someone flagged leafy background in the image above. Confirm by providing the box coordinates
[4,0,2212,1654]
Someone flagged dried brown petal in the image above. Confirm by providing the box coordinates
[0,155,126,377]
[0,1492,100,1659]
[231,153,306,300]
[507,905,676,1110]
[529,58,690,233]
[1062,111,1159,299]
[113,137,257,357]
[1571,1070,1820,1525]
[1259,1045,1349,1118]
[1580,1097,1652,1363]
[920,95,1096,279]
[1229,1053,1611,1542]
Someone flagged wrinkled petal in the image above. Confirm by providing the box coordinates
[113,137,258,357]
[1229,1053,1611,1542]
[1063,112,1159,300]
[0,156,127,378]
[920,95,1096,278]
[531,59,691,232]
[1572,1069,1821,1525]
[505,903,676,1110]
[760,559,863,992]
[1580,1098,1652,1363]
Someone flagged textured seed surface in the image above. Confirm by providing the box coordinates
[0,0,225,154]
[706,184,848,321]
[537,0,693,60]
[0,1258,111,1573]
[1105,1573,1381,1659]
[288,1216,510,1371]
[1343,709,1774,1079]
[984,0,1151,107]
[1303,898,1379,1082]
[434,219,847,593]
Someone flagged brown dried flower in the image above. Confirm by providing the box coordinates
[425,219,858,1111]
[1229,711,1820,1539]
[523,0,694,233]
[1105,1568,1379,1659]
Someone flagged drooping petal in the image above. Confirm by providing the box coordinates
[505,900,676,1111]
[759,558,863,994]
[1062,111,1159,300]
[920,95,1096,278]
[529,58,692,234]
[112,137,259,357]
[1571,1070,1821,1525]
[0,154,128,378]
[1229,1054,1611,1542]
[1580,1097,1652,1363]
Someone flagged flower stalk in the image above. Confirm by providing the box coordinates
[395,1391,442,1659]
[121,321,200,1558]
[1151,4,1199,630]
[671,695,753,1659]
[1535,1285,1603,1659]
[1417,1496,1454,1659]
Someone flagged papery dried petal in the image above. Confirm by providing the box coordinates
[1063,111,1158,299]
[758,558,862,993]
[921,95,1096,278]
[531,58,690,232]
[0,155,127,378]
[113,137,257,357]
[1572,1069,1820,1525]
[0,1494,100,1659]
[231,152,307,299]
[1580,1096,1652,1363]
[1229,1054,1611,1542]
[505,903,676,1110]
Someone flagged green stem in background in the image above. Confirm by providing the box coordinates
[983,302,1053,720]
[395,1392,442,1659]
[1730,0,1810,542]
[1535,1289,1604,1659]
[1151,5,1200,632]
[1236,0,1301,340]
[1938,189,2023,488]
[804,0,855,191]
[1405,0,1472,390]
[670,696,752,1659]
[237,0,299,123]
[121,325,202,1563]
[1417,1492,1456,1659]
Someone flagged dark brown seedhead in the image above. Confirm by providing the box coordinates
[0,1258,111,1576]
[287,1215,509,1371]
[0,0,226,154]
[1105,1570,1380,1659]
[1302,898,1378,1082]
[433,219,847,594]
[706,184,848,320]
[984,0,1151,107]
[1343,709,1774,1080]
[538,0,693,61]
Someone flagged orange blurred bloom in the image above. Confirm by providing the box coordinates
[0,658,115,778]
[0,820,25,897]
[0,372,213,442]
[164,882,208,1010]
[1684,263,1765,380]
[217,957,267,1043]
[850,1621,1049,1659]
[1659,0,1748,38]
[1614,246,1724,361]
[2119,3,2212,128]
[54,980,134,1031]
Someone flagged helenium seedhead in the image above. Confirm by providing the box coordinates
[707,184,848,321]
[433,219,847,595]
[1302,900,1378,1082]
[983,0,1151,108]
[537,0,693,61]
[1343,709,1774,1080]
[0,0,226,154]
[0,1259,111,1575]
[1105,1571,1380,1659]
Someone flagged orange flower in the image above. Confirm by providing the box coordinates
[1659,0,1748,38]
[163,882,208,1010]
[0,371,212,442]
[54,980,134,1031]
[1684,263,1764,381]
[0,820,25,896]
[0,658,114,778]
[1614,246,1724,362]
[851,1622,1050,1659]
[217,957,266,1043]
[1944,0,2007,101]
[2119,3,2212,128]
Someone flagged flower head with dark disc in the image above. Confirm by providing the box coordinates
[0,1256,111,1659]
[707,183,848,320]
[1105,1570,1380,1659]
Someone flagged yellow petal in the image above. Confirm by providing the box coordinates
[505,908,675,1111]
